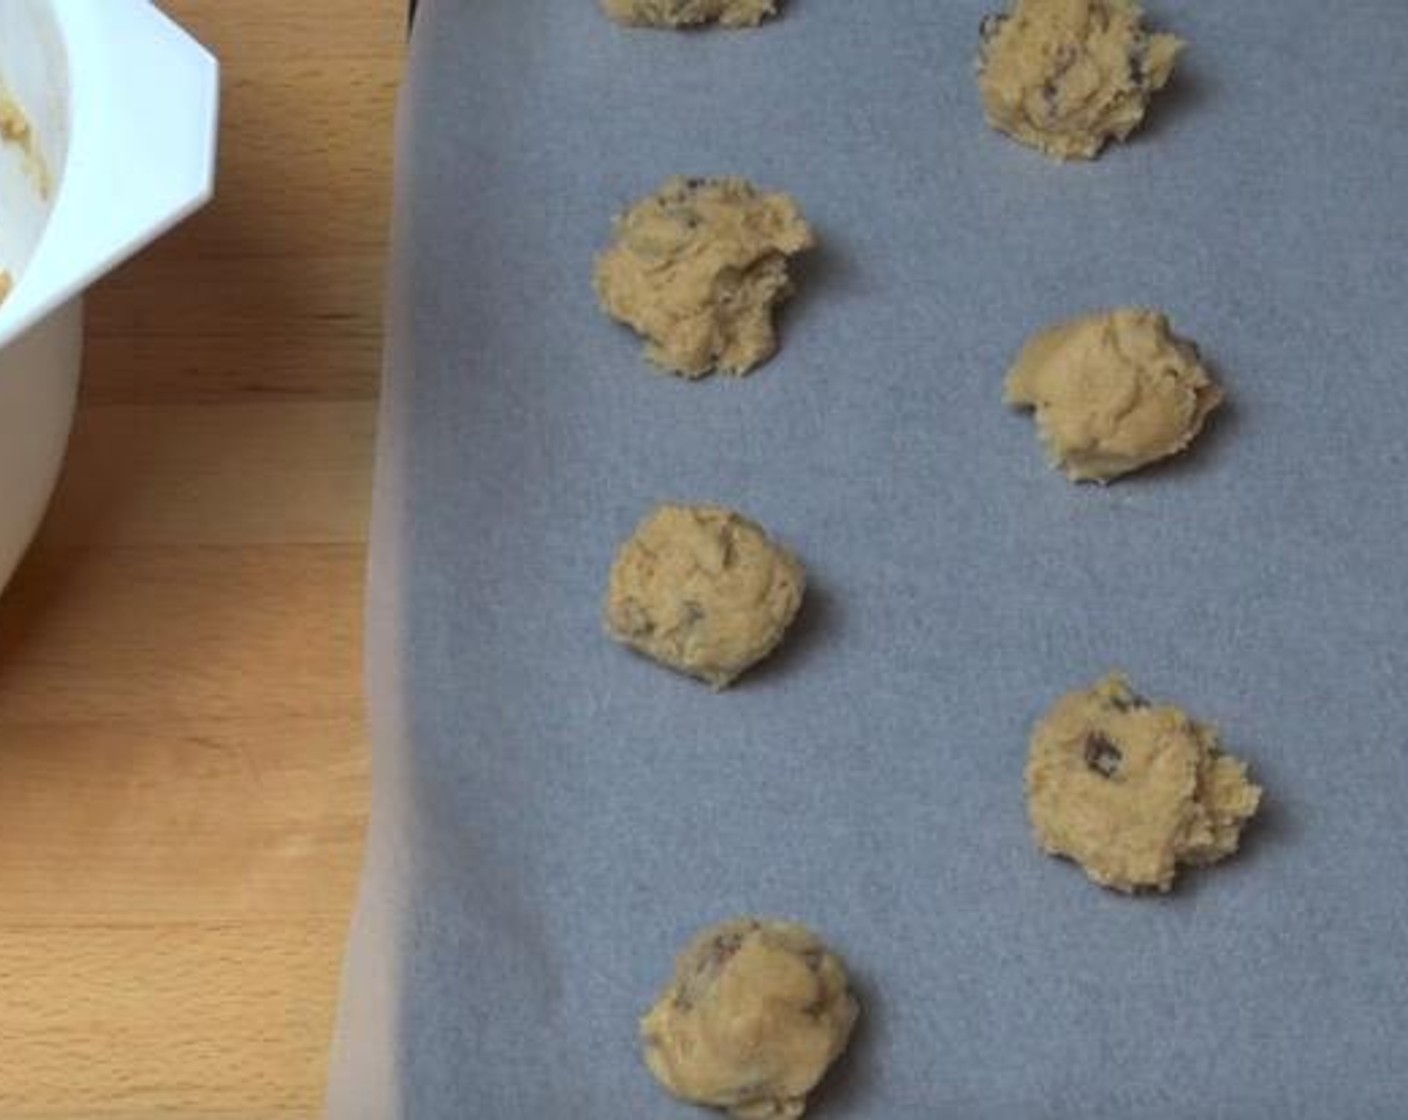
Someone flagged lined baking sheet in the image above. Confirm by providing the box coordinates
[328,2,1408,1116]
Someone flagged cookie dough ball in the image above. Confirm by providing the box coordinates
[606,504,805,689]
[977,0,1183,160]
[595,177,815,378]
[603,0,779,29]
[642,918,858,1120]
[1004,308,1223,482]
[1026,673,1263,893]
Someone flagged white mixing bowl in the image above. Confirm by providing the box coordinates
[0,0,218,593]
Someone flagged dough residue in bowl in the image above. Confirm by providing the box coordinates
[0,83,53,305]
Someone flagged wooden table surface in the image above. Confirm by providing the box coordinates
[0,4,402,1115]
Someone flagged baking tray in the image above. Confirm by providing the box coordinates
[328,1,1408,1116]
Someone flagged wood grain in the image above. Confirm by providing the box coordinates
[0,2,400,1115]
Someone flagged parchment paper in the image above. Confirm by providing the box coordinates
[328,2,1408,1116]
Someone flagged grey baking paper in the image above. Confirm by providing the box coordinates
[327,2,1408,1116]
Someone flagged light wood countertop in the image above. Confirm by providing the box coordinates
[0,3,401,1115]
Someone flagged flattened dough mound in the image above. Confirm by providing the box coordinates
[606,504,805,689]
[603,0,778,29]
[977,0,1183,160]
[1026,673,1262,893]
[1005,308,1223,482]
[595,177,814,378]
[642,918,858,1120]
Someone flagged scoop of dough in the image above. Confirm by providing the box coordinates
[977,0,1183,160]
[1004,308,1223,483]
[1026,672,1263,893]
[602,0,778,29]
[606,504,805,689]
[595,177,815,378]
[642,918,858,1120]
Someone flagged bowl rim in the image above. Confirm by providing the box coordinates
[0,0,219,353]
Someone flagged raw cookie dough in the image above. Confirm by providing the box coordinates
[1025,672,1262,893]
[605,504,805,689]
[1004,308,1223,482]
[642,918,858,1120]
[603,0,778,29]
[977,0,1183,160]
[595,177,814,378]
